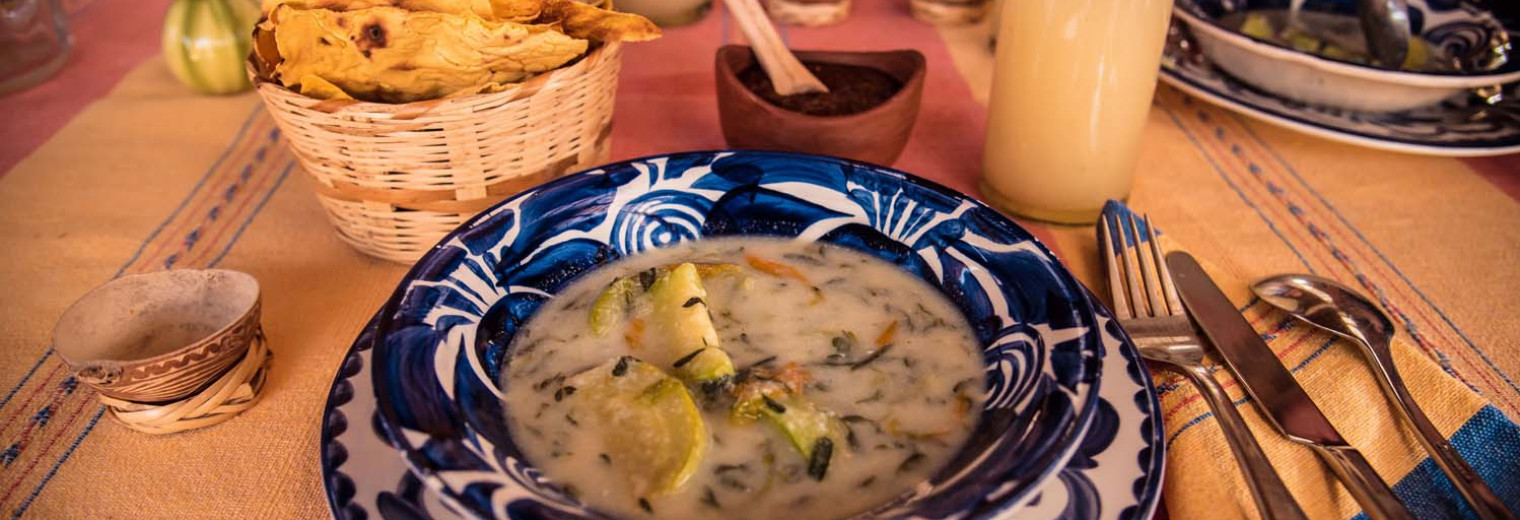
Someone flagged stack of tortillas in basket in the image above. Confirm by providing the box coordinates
[248,0,661,262]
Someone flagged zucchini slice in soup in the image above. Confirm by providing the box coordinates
[648,263,737,382]
[563,357,708,496]
[588,263,742,340]
[733,367,846,481]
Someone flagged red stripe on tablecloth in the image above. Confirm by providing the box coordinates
[610,1,986,198]
[126,116,276,272]
[0,0,173,177]
[0,365,63,441]
[1463,155,1520,203]
[0,388,95,507]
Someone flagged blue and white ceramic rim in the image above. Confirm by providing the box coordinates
[1161,2,1520,157]
[367,151,1114,520]
[1175,0,1520,83]
[321,287,1167,520]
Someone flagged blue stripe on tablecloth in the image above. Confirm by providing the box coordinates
[1155,101,1318,273]
[1162,338,1337,446]
[1151,99,1520,515]
[1349,406,1520,520]
[7,152,292,520]
[205,161,294,266]
[0,106,264,410]
[0,356,52,412]
[1233,114,1519,396]
[8,409,104,520]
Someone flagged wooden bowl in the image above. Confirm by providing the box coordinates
[715,45,926,166]
[52,269,262,403]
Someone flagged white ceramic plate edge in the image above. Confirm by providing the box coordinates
[1159,67,1520,157]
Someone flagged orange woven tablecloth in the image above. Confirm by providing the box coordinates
[1,1,1517,519]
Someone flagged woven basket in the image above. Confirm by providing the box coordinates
[909,0,988,25]
[768,0,850,27]
[252,42,624,263]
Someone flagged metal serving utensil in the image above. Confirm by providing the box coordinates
[1253,274,1513,520]
[1098,211,1309,520]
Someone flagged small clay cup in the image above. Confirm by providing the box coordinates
[52,269,262,404]
[716,45,926,166]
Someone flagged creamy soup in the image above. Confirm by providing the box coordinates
[502,239,985,520]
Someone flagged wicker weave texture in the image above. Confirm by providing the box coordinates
[254,42,624,263]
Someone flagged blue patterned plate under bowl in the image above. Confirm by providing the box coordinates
[367,151,1114,520]
[1162,18,1520,156]
[1174,0,1520,112]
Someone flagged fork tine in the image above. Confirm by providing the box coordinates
[1117,212,1152,318]
[1099,214,1133,319]
[1145,215,1185,316]
[1130,212,1161,319]
[1131,215,1168,319]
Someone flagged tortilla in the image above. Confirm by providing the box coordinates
[265,4,589,102]
[260,0,658,42]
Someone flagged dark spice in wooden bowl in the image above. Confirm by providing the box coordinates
[738,61,903,116]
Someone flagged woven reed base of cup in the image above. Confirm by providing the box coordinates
[909,0,988,25]
[769,0,850,27]
[100,331,272,435]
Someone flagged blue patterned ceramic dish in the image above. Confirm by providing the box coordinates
[1161,18,1520,156]
[322,287,1166,520]
[367,151,1115,520]
[1175,0,1520,112]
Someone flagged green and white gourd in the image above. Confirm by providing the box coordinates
[162,0,260,95]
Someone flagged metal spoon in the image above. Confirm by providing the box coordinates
[1356,0,1412,68]
[1284,0,1410,68]
[1252,274,1513,520]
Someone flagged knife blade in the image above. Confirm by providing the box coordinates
[1165,251,1414,520]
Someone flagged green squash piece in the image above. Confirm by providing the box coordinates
[1238,12,1276,41]
[564,357,708,496]
[648,263,736,382]
[590,276,640,337]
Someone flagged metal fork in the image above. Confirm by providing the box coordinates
[1100,211,1309,520]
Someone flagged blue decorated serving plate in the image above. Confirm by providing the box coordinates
[364,151,1128,520]
[1161,17,1520,156]
[1175,0,1520,112]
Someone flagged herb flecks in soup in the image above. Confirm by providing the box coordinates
[502,239,984,520]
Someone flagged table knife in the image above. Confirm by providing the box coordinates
[1166,252,1415,520]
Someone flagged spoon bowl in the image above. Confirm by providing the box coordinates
[1355,0,1411,69]
[1252,273,1514,520]
[1251,273,1393,349]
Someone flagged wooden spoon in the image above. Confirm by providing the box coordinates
[723,0,830,95]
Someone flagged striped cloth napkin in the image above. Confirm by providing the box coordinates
[1101,202,1520,520]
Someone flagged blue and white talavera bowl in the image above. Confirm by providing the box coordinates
[1175,0,1520,112]
[368,151,1124,520]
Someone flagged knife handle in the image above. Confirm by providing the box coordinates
[1180,365,1310,520]
[1311,445,1415,520]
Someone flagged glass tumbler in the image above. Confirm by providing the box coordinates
[0,0,71,96]
[980,0,1173,224]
